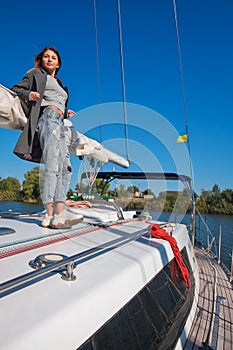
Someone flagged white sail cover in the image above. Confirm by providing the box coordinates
[64,119,129,168]
[0,84,27,129]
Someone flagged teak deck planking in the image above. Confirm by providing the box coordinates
[184,248,233,350]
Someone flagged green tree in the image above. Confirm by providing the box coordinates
[174,188,192,213]
[127,185,139,194]
[67,188,74,199]
[108,188,118,198]
[196,185,233,214]
[0,177,21,192]
[0,176,21,201]
[117,183,128,197]
[95,179,110,195]
[75,182,88,194]
[222,189,233,204]
[209,184,223,214]
[142,188,154,197]
[21,166,42,202]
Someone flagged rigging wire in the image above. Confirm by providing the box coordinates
[173,0,189,139]
[173,0,193,166]
[173,0,196,242]
[93,0,102,143]
[117,0,130,162]
[93,0,129,161]
[172,2,195,184]
[78,0,103,193]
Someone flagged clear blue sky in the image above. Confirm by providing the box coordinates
[0,0,232,195]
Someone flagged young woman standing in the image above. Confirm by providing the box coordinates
[12,47,83,228]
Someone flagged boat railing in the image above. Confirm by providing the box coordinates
[195,208,218,256]
[195,208,233,282]
[0,227,148,296]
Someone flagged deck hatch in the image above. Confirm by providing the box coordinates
[0,227,16,236]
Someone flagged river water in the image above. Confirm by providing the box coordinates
[0,201,232,271]
[151,211,233,272]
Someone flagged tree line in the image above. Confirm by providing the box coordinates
[0,167,233,215]
[0,167,42,203]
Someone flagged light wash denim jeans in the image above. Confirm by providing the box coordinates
[37,108,71,205]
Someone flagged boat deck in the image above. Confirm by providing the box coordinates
[184,247,233,350]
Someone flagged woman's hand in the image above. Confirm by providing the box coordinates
[29,91,40,101]
[67,109,76,118]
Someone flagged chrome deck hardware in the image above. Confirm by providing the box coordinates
[61,262,76,281]
[30,254,77,281]
[29,253,67,270]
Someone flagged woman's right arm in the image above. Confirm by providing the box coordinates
[11,69,35,101]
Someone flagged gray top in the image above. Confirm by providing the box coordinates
[41,75,68,113]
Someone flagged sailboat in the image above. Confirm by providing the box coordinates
[0,1,232,350]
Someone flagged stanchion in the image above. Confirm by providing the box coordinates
[230,247,233,283]
[218,225,222,264]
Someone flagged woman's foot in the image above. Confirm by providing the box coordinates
[41,213,53,228]
[50,210,83,229]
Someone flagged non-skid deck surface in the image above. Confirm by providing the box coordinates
[0,216,145,260]
[184,248,233,350]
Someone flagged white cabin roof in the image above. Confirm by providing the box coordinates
[0,208,191,350]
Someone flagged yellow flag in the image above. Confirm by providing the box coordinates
[177,134,188,143]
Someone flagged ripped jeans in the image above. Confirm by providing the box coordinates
[37,108,71,205]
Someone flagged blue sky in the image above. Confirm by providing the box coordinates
[0,0,232,195]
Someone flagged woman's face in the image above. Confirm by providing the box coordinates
[42,49,60,75]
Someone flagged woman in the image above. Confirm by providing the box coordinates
[11,47,83,229]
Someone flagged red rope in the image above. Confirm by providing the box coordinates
[149,223,190,289]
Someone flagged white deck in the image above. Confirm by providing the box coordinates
[0,211,195,350]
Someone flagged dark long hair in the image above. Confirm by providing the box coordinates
[34,47,62,74]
